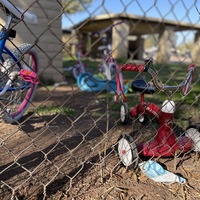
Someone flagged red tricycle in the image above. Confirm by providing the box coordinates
[116,58,200,168]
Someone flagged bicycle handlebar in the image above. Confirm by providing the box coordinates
[119,62,196,95]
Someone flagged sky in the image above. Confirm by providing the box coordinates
[62,0,200,46]
[62,0,200,28]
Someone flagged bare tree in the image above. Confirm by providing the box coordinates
[62,0,93,13]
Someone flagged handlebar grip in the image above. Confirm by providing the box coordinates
[182,64,196,96]
[188,64,196,71]
[119,63,146,72]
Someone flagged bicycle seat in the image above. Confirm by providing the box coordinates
[0,0,37,24]
[131,79,155,94]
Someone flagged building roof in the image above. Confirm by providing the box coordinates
[73,13,200,35]
[62,29,72,34]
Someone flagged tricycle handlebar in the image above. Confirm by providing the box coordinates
[119,62,196,96]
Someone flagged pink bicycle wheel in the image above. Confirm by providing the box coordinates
[3,44,38,123]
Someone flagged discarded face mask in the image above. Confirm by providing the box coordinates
[139,160,186,184]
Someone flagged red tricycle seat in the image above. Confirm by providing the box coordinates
[131,79,155,94]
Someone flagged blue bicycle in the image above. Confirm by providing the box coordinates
[0,0,38,123]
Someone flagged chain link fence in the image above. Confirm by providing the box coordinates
[0,0,200,199]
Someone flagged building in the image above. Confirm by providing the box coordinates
[71,13,200,63]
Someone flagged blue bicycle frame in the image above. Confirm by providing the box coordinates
[0,28,29,93]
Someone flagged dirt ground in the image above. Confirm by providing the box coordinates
[0,85,200,200]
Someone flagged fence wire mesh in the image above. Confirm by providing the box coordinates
[0,0,200,199]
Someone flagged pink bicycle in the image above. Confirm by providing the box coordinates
[97,36,116,81]
[0,0,39,123]
[116,58,199,168]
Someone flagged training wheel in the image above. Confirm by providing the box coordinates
[185,125,200,152]
[120,102,129,125]
[117,134,139,169]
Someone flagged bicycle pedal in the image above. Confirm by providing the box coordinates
[19,69,39,84]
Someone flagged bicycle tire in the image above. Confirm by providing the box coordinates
[2,43,38,123]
